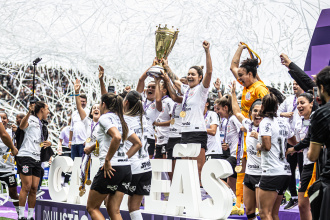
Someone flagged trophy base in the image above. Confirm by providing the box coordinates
[147,65,164,78]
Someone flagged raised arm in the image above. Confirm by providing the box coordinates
[19,104,33,130]
[98,65,107,95]
[154,76,163,112]
[162,58,182,90]
[74,79,87,121]
[202,40,213,88]
[230,81,245,123]
[230,43,246,80]
[136,58,158,93]
[160,71,183,103]
[213,78,223,98]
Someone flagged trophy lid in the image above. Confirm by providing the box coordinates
[156,24,179,35]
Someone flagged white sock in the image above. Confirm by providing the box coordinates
[28,208,34,218]
[130,210,143,220]
[15,206,19,214]
[291,196,298,200]
[19,206,25,218]
[252,218,258,220]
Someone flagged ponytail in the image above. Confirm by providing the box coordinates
[124,91,144,133]
[215,94,233,115]
[33,101,46,116]
[101,93,129,141]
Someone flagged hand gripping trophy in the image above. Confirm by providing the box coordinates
[147,24,179,77]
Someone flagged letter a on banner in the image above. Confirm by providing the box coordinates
[165,159,201,218]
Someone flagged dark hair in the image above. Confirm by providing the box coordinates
[267,86,286,104]
[33,101,47,115]
[214,95,233,115]
[101,93,128,141]
[315,66,330,96]
[16,113,25,119]
[125,90,144,133]
[88,103,99,120]
[240,58,258,77]
[299,92,313,103]
[189,66,204,82]
[206,98,211,110]
[0,111,8,118]
[79,94,87,101]
[248,99,262,118]
[259,94,278,119]
[161,81,170,97]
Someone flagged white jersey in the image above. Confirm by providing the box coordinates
[259,117,293,176]
[124,115,151,175]
[219,117,227,144]
[82,117,100,158]
[169,102,182,138]
[155,96,174,145]
[224,116,242,157]
[0,128,15,174]
[294,118,313,165]
[97,112,133,167]
[70,108,90,145]
[277,95,300,131]
[180,83,209,133]
[17,115,43,161]
[242,118,262,175]
[205,111,222,155]
[142,93,161,140]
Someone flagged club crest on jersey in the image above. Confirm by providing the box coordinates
[22,165,29,173]
[245,92,251,101]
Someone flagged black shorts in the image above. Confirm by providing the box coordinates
[259,175,290,195]
[299,163,314,193]
[181,131,207,151]
[155,144,166,159]
[16,156,42,177]
[128,171,152,196]
[166,137,181,159]
[91,165,132,195]
[0,172,17,188]
[243,174,261,191]
[226,156,237,179]
[147,138,156,156]
[205,154,222,161]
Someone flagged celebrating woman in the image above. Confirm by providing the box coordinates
[122,90,152,220]
[286,92,315,220]
[162,40,213,183]
[136,60,162,158]
[17,101,51,220]
[230,81,263,220]
[257,94,296,220]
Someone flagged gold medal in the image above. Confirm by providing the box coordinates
[257,150,261,157]
[2,155,6,159]
[79,189,86,197]
[86,138,92,143]
[79,186,83,191]
[40,143,44,148]
[170,118,175,125]
[180,111,186,118]
[86,179,92,185]
[235,165,242,173]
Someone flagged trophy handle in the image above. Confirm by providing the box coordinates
[164,31,179,60]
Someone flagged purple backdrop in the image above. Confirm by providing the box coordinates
[304,8,330,77]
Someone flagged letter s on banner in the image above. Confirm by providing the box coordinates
[200,159,233,219]
[49,156,73,202]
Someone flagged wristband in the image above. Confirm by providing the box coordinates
[69,94,80,97]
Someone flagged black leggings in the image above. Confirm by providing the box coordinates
[286,148,303,197]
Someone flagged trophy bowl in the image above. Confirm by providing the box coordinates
[147,24,179,78]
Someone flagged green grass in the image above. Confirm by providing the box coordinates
[0,217,14,220]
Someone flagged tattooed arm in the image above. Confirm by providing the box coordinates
[160,71,183,103]
[162,58,182,91]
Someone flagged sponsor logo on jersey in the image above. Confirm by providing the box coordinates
[248,165,260,169]
[22,165,29,174]
[182,122,191,126]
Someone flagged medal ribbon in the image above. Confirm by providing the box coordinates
[241,42,262,67]
[90,121,99,138]
[181,88,190,112]
[143,100,155,112]
[292,96,298,112]
[204,111,208,120]
[38,118,44,142]
[80,153,91,193]
[236,130,244,167]
[171,103,178,119]
[223,116,231,144]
